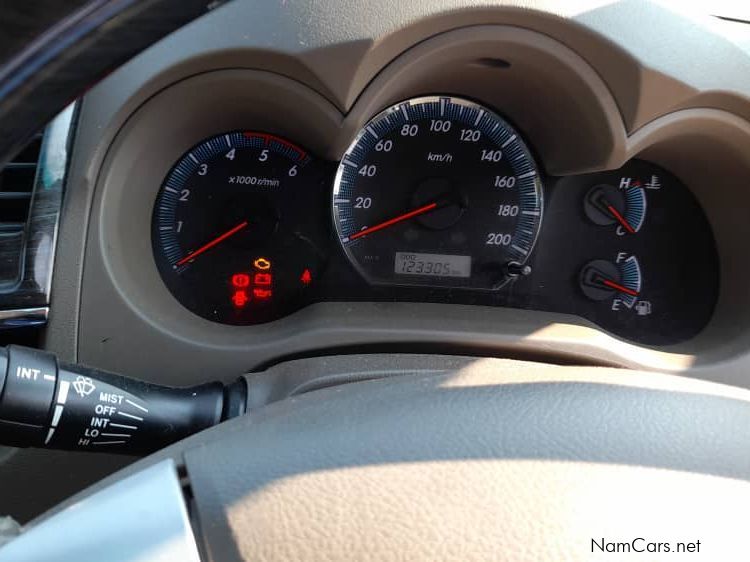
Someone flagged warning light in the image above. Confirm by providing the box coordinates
[253,288,272,299]
[253,257,271,271]
[231,273,250,288]
[254,273,272,286]
[300,269,312,285]
[231,290,249,308]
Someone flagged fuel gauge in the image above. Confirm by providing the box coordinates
[579,254,644,312]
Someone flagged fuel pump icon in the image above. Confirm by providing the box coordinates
[635,301,652,316]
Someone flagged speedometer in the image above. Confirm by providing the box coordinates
[332,96,543,289]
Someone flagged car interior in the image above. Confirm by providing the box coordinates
[0,0,749,560]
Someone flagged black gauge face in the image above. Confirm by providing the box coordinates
[332,96,543,289]
[530,159,718,344]
[152,131,326,325]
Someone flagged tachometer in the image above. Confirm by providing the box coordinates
[332,96,542,289]
[152,131,326,325]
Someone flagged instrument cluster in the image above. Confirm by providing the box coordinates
[151,95,718,345]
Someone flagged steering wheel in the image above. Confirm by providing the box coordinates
[0,2,748,561]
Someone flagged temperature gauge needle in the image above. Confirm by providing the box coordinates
[177,221,249,266]
[600,277,639,297]
[605,203,636,234]
[349,202,438,240]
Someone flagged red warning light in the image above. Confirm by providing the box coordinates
[231,273,250,288]
[300,269,312,285]
[231,290,249,308]
[253,288,272,299]
[254,273,272,286]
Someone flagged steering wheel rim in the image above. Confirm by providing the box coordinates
[0,0,231,165]
[4,357,749,561]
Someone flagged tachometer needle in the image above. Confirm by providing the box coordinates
[349,202,438,241]
[605,204,636,234]
[176,221,249,266]
[601,278,639,297]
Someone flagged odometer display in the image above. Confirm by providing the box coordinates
[333,96,543,289]
[395,252,471,278]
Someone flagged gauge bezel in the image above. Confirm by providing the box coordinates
[332,95,544,290]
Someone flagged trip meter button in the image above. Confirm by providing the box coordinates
[332,96,543,290]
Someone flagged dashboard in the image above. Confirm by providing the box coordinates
[2,0,750,524]
[150,99,715,345]
[38,0,750,391]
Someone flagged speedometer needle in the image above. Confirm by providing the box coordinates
[176,221,249,266]
[349,202,438,241]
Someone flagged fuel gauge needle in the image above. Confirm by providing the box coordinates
[600,277,639,297]
[177,221,249,266]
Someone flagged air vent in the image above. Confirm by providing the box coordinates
[0,134,43,287]
[0,134,42,231]
[0,106,74,328]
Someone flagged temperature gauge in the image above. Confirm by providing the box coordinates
[583,179,646,235]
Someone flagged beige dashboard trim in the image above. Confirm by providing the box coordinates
[75,24,750,390]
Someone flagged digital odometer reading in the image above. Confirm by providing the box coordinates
[395,252,471,278]
[332,96,543,290]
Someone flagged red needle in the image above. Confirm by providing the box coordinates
[176,221,248,266]
[601,278,639,297]
[606,204,636,234]
[349,202,438,241]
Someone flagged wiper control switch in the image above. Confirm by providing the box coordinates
[0,345,245,455]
